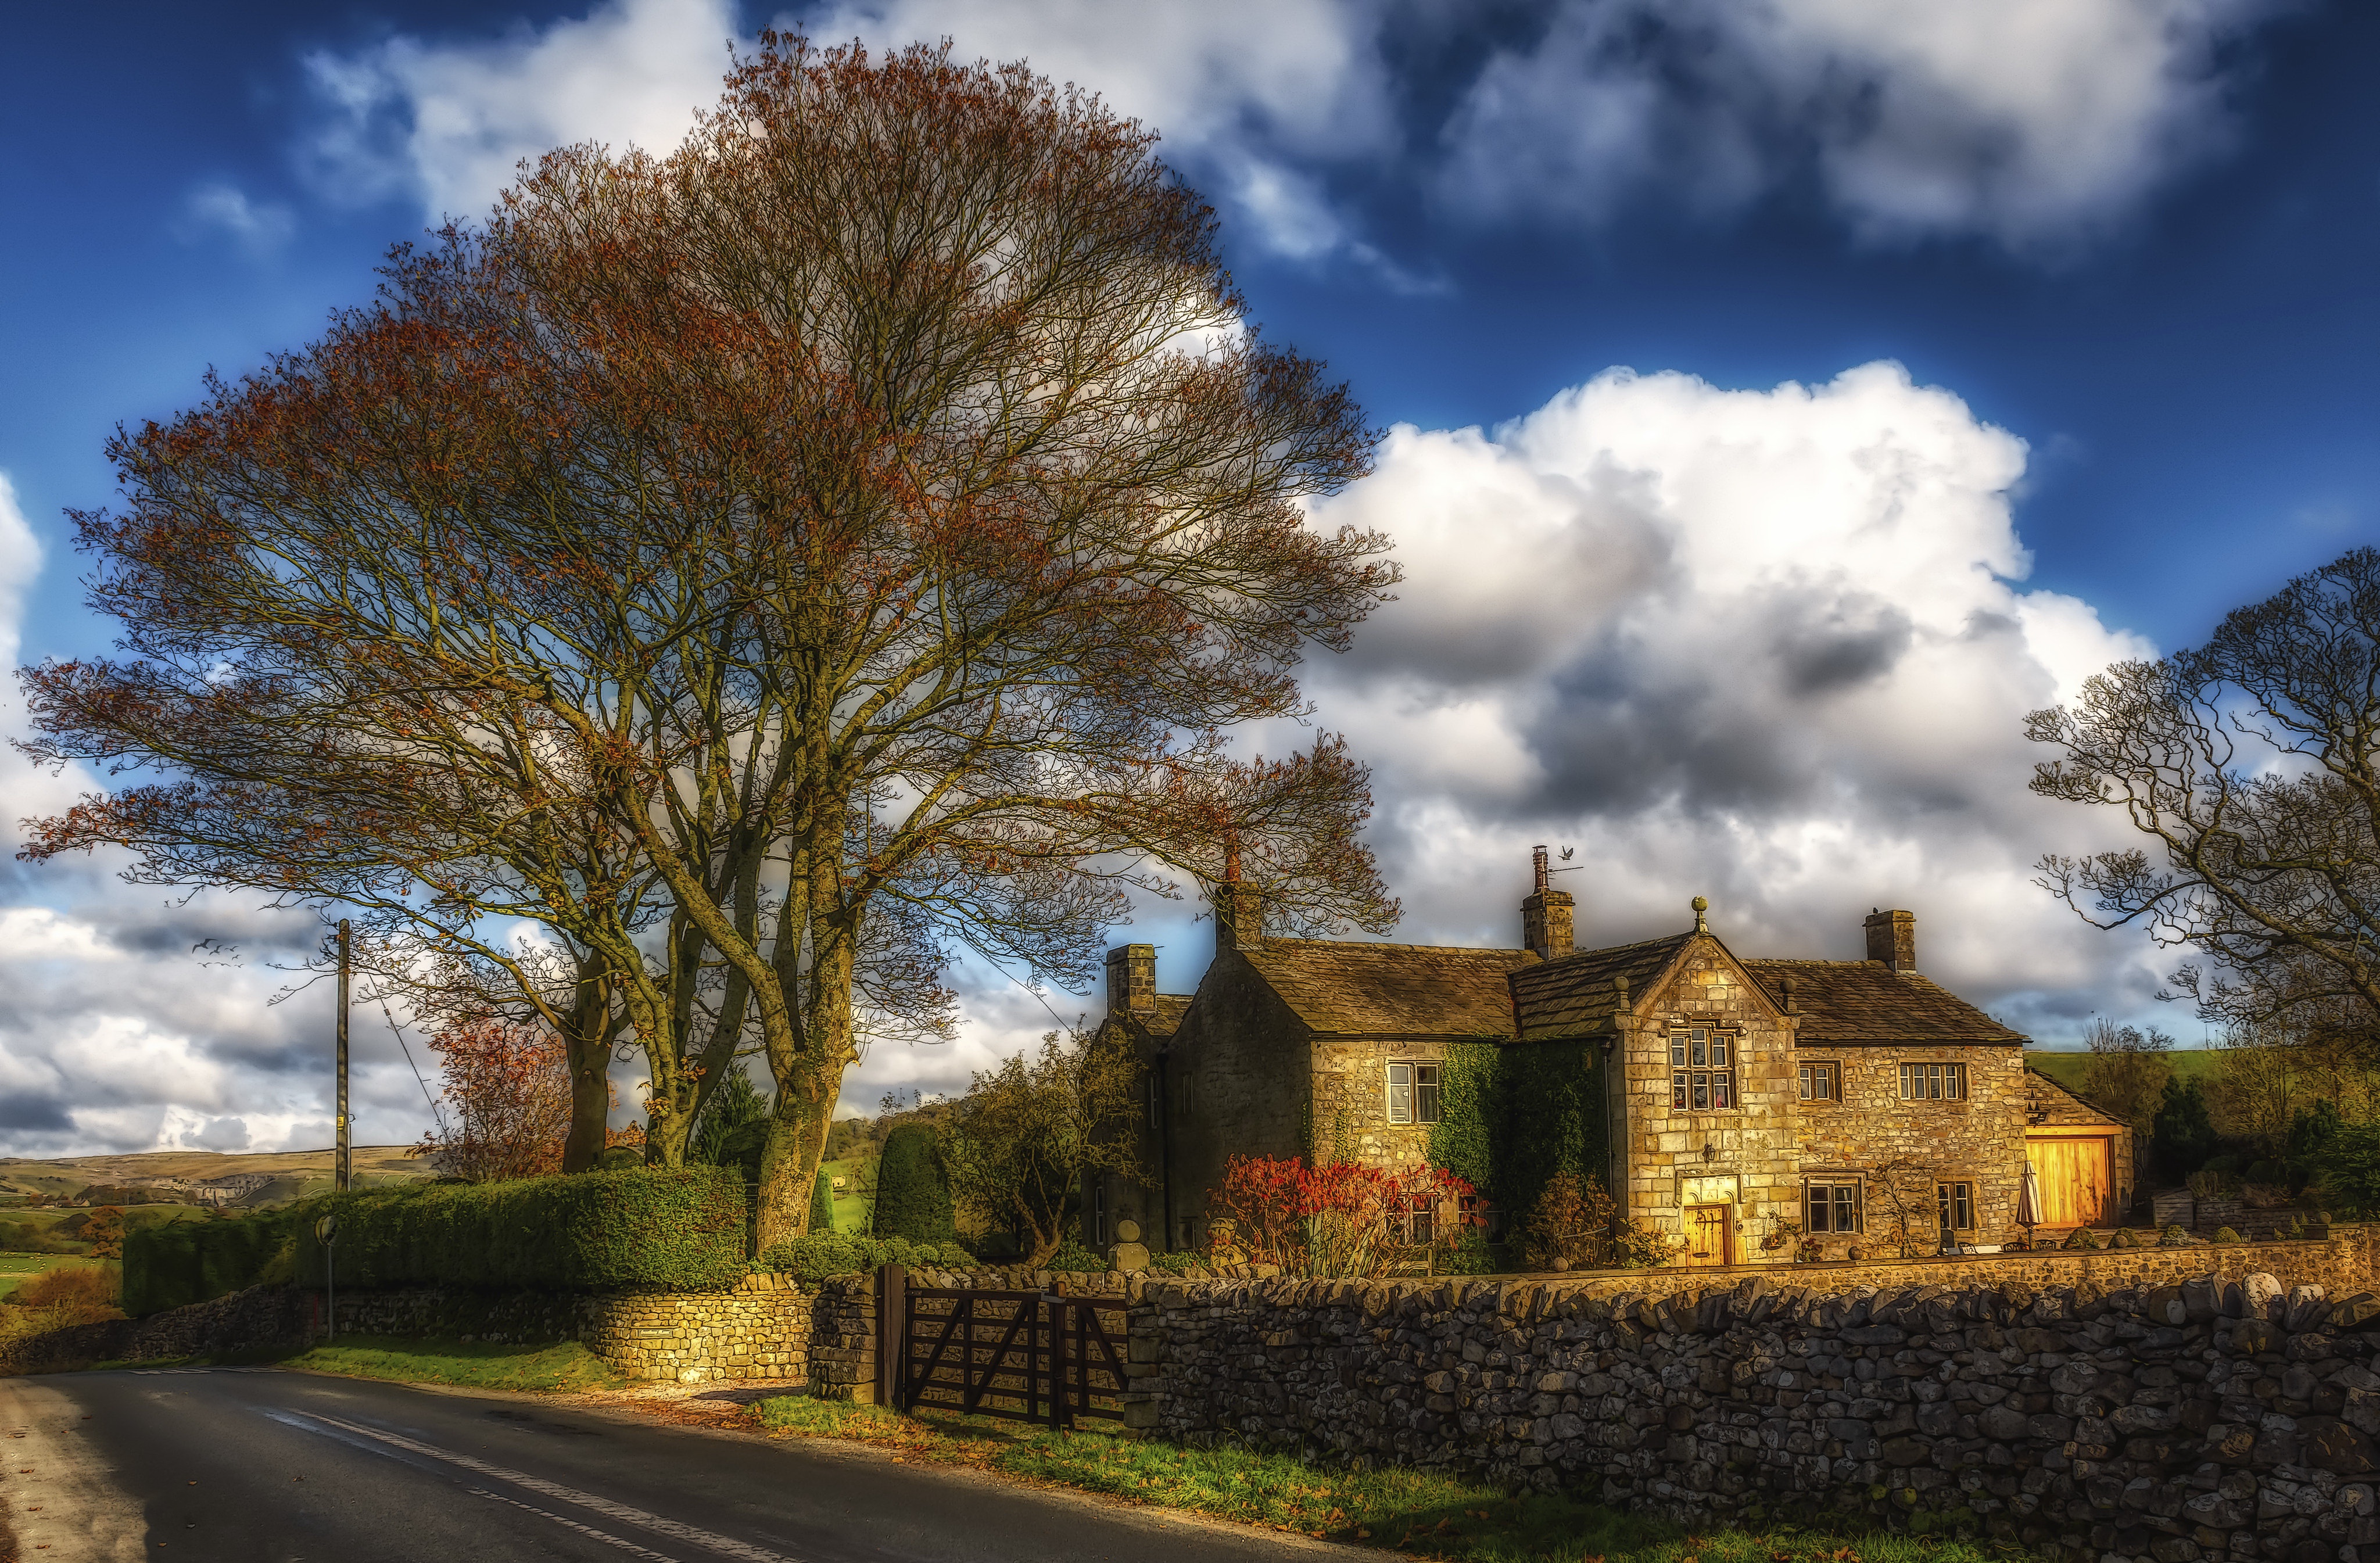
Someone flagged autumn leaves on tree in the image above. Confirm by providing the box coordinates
[14,35,1397,1248]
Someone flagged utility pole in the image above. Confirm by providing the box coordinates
[336,918,351,1193]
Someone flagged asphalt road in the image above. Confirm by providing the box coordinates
[0,1368,1327,1563]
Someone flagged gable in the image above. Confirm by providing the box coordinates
[1235,939,1539,1039]
[2025,1065,2127,1127]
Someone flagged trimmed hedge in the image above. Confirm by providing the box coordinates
[758,1231,970,1283]
[873,1124,954,1243]
[292,1167,746,1293]
[124,1208,298,1317]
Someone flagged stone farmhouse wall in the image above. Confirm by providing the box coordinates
[1127,1235,2380,1560]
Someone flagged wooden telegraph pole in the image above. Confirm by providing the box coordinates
[336,919,351,1193]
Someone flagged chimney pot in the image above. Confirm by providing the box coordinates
[1522,849,1573,959]
[1864,908,1916,974]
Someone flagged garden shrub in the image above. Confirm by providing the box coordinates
[2109,1228,2139,1249]
[293,1167,745,1292]
[873,1124,955,1245]
[124,1207,299,1316]
[757,1231,967,1283]
[2160,1223,2196,1247]
[809,1170,835,1235]
[1045,1237,1104,1274]
[2213,1226,2243,1243]
[1144,1250,1205,1277]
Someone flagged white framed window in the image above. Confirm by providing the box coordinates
[1805,1178,1862,1234]
[1797,1061,1838,1102]
[1386,1062,1441,1124]
[1898,1062,1967,1101]
[1937,1180,1975,1233]
[1669,1027,1736,1110]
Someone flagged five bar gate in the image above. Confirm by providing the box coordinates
[877,1266,1127,1427]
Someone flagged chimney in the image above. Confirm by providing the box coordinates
[1864,908,1916,973]
[1214,881,1264,953]
[1105,944,1156,1018]
[1521,844,1573,959]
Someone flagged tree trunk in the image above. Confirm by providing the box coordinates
[559,958,614,1174]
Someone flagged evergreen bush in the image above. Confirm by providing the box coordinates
[872,1123,955,1243]
[292,1167,745,1292]
[809,1170,835,1234]
[2213,1226,2243,1243]
[123,1207,299,1315]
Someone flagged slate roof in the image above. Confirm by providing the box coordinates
[1744,959,2028,1048]
[1235,938,1540,1038]
[1508,934,1697,1042]
[2024,1066,2125,1128]
[1106,994,1193,1042]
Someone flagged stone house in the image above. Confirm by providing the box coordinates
[1091,851,2110,1268]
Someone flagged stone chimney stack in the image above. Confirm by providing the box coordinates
[1864,908,1916,973]
[1105,944,1156,1018]
[1214,882,1265,953]
[1522,845,1575,960]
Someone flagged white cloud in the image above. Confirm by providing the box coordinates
[1439,0,2286,251]
[176,182,297,254]
[1292,361,2171,1039]
[302,0,737,223]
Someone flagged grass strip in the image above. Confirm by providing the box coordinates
[747,1397,2026,1563]
[270,1335,628,1393]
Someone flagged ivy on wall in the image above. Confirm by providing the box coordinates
[1428,1042,1607,1217]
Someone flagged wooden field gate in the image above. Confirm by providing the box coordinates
[877,1266,1128,1427]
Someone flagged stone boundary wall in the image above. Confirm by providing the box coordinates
[1131,1241,2380,1561]
[580,1273,809,1383]
[2,1275,814,1385]
[0,1284,304,1375]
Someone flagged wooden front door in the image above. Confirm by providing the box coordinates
[2028,1135,2114,1227]
[1683,1204,1731,1267]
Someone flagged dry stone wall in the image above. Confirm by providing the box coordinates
[1130,1239,2380,1561]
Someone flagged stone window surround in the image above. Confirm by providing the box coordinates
[1385,1059,1442,1125]
[1664,1021,1739,1112]
[1795,1058,1843,1106]
[1804,1173,1865,1233]
[1897,1059,1970,1102]
[1936,1177,1977,1232]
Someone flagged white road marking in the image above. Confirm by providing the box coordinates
[263,1409,803,1563]
[469,1485,685,1561]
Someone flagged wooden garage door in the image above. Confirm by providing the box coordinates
[2028,1135,2113,1227]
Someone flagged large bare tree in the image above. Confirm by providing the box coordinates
[2029,546,2380,1050]
[17,36,1400,1246]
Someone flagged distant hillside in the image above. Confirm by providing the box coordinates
[0,1146,432,1206]
[2025,1049,2220,1098]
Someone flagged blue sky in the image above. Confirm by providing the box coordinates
[1,0,2373,1155]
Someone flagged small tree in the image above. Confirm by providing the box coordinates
[689,1066,769,1168]
[2078,1019,2174,1155]
[81,1207,126,1260]
[942,1027,1142,1265]
[2151,1076,2221,1182]
[873,1124,955,1245]
[411,1017,572,1182]
[809,1169,836,1235]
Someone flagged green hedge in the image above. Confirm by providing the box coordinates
[292,1167,746,1293]
[124,1208,299,1317]
[758,1231,971,1283]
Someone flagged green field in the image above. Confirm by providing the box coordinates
[0,1253,105,1301]
[822,1156,874,1232]
[2026,1048,2220,1097]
